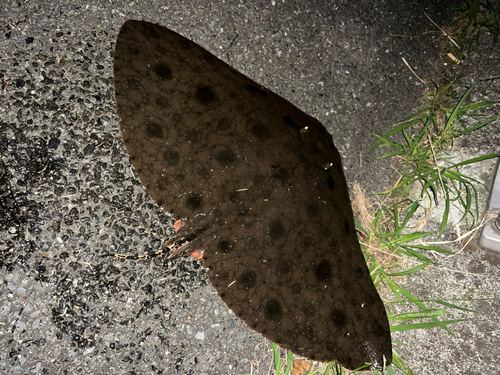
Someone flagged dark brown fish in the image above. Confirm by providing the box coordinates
[112,19,392,370]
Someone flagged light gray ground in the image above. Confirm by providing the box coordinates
[0,0,499,374]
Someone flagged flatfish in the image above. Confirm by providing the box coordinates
[112,19,391,370]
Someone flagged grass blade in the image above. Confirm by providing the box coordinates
[435,300,479,313]
[397,246,433,262]
[390,348,415,375]
[458,112,500,135]
[439,190,450,236]
[408,244,455,254]
[391,319,466,332]
[368,118,424,153]
[393,231,434,244]
[284,350,293,374]
[382,272,457,334]
[272,342,282,373]
[452,153,500,167]
[388,308,450,321]
[442,86,474,133]
[388,260,431,276]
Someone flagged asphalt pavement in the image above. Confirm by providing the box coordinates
[1,0,499,374]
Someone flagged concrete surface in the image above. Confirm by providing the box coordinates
[0,0,499,374]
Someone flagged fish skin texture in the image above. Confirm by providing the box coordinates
[113,19,392,370]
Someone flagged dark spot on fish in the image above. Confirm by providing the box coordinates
[264,299,282,320]
[283,115,301,131]
[216,148,236,166]
[145,122,163,138]
[185,192,203,211]
[153,63,173,80]
[371,319,385,335]
[196,85,216,105]
[330,308,347,329]
[327,174,335,190]
[228,191,241,203]
[163,149,179,166]
[239,269,257,289]
[315,260,333,282]
[269,219,285,241]
[250,121,270,141]
[217,239,232,254]
[306,201,320,217]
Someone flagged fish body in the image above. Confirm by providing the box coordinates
[113,20,392,370]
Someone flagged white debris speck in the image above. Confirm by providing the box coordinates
[195,332,205,340]
[16,321,26,332]
[83,347,95,356]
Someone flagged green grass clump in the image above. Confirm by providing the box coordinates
[452,0,500,47]
[368,82,499,236]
